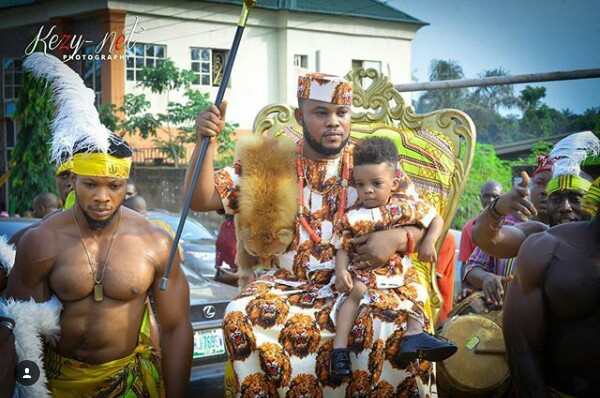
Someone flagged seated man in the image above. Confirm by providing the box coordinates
[185,73,437,396]
[504,176,600,396]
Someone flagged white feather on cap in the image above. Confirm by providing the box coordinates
[549,131,600,178]
[22,53,111,165]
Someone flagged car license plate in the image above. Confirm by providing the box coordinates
[193,328,226,359]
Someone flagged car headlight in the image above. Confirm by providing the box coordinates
[186,251,216,262]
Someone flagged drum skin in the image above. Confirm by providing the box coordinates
[437,292,509,397]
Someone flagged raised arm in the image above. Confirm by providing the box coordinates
[183,103,228,212]
[151,230,193,398]
[472,172,546,258]
[503,232,555,398]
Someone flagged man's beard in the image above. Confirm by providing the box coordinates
[79,205,120,230]
[302,125,349,157]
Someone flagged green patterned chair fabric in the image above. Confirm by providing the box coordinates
[252,68,476,324]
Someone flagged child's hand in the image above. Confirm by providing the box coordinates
[418,242,438,263]
[335,269,353,293]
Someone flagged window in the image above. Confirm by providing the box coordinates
[2,58,23,102]
[352,59,382,73]
[190,48,228,87]
[79,46,102,108]
[294,54,308,69]
[126,43,166,82]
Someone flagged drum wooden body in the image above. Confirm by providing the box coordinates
[437,293,509,397]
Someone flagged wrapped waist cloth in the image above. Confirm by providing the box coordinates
[44,343,164,398]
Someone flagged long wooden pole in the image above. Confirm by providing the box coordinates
[393,68,600,92]
[161,0,257,290]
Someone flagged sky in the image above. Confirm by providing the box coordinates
[389,0,600,115]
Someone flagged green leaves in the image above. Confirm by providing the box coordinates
[9,68,56,214]
[101,58,237,167]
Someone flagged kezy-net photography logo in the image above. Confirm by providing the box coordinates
[23,17,144,62]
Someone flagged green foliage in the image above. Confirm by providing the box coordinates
[9,70,56,215]
[100,59,238,166]
[453,143,512,229]
[416,60,600,145]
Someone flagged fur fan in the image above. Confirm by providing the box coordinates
[234,135,298,290]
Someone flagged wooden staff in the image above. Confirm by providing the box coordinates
[161,0,257,290]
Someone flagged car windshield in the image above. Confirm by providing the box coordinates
[148,212,214,243]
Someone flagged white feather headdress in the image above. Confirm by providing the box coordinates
[549,131,600,179]
[22,53,112,165]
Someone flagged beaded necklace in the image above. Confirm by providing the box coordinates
[296,142,350,244]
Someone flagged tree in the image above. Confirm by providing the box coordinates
[9,68,56,215]
[101,59,238,167]
[453,143,512,229]
[415,59,468,113]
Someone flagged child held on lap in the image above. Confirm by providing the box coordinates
[331,137,456,379]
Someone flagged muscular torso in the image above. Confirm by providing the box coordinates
[542,223,600,395]
[28,209,165,364]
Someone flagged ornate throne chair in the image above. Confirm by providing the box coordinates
[252,68,476,324]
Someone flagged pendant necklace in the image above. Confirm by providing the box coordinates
[72,209,122,302]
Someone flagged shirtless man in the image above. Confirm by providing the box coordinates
[503,183,600,397]
[6,137,192,397]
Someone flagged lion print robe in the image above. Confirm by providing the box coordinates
[217,147,438,398]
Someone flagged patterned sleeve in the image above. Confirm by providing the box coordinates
[332,214,354,251]
[390,163,437,228]
[214,161,242,215]
[462,247,496,281]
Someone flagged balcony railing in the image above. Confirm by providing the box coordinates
[132,148,184,166]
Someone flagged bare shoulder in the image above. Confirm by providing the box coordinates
[120,208,175,265]
[17,217,61,261]
[123,208,173,242]
[515,230,558,291]
[8,216,60,298]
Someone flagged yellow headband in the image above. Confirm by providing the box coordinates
[55,160,73,175]
[546,174,591,196]
[72,153,131,178]
[582,177,600,215]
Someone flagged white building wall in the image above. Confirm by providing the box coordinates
[122,5,284,129]
[118,2,421,129]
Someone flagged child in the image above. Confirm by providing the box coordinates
[330,137,456,379]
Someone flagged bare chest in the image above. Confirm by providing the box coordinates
[545,248,600,319]
[49,239,156,302]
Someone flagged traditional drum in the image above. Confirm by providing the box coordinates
[437,292,509,397]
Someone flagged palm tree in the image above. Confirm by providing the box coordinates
[415,59,468,112]
[470,68,519,112]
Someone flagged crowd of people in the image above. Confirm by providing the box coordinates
[0,52,598,398]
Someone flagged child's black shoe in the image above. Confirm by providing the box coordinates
[330,348,352,379]
[399,332,457,362]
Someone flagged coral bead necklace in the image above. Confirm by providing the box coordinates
[296,141,350,244]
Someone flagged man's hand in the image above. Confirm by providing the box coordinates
[351,229,402,270]
[457,286,476,303]
[481,273,513,306]
[494,171,537,222]
[335,269,353,294]
[216,267,240,286]
[195,101,228,142]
